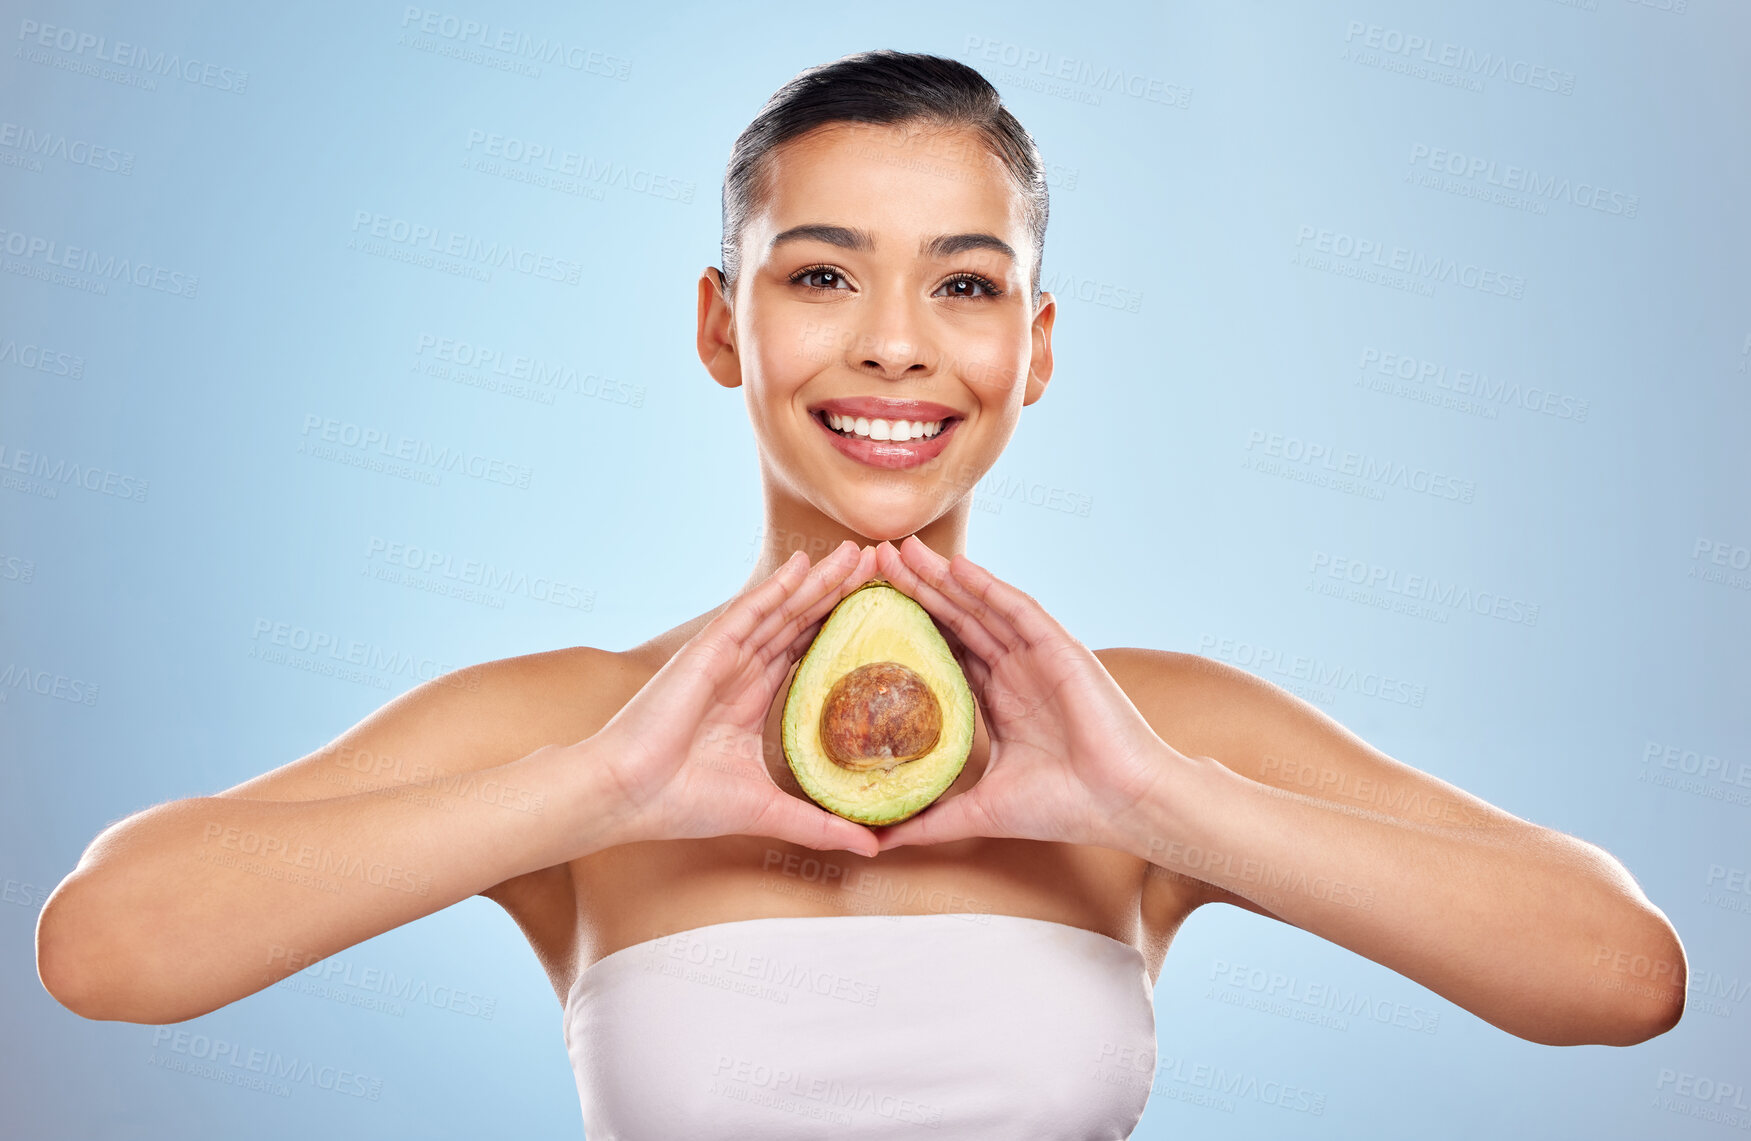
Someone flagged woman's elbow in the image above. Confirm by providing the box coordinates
[1572,910,1688,1047]
[35,877,187,1025]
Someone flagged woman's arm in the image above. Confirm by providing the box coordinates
[1103,649,1686,1048]
[34,651,637,1026]
[862,537,1685,1049]
[37,543,881,1026]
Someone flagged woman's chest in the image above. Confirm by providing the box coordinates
[568,829,1190,987]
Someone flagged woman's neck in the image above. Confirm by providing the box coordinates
[740,482,973,591]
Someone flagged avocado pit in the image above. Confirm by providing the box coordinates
[818,661,942,772]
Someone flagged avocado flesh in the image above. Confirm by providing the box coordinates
[781,580,975,826]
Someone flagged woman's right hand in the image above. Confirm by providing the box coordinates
[586,540,882,856]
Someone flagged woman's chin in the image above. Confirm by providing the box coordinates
[827,498,959,546]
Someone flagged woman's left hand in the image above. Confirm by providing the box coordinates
[868,537,1175,852]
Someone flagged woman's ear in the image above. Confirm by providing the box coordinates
[697,266,741,389]
[1023,291,1057,406]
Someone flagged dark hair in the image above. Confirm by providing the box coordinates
[720,50,1049,307]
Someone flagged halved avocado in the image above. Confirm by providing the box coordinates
[781,578,975,826]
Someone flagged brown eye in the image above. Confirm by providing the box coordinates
[937,274,1000,299]
[792,267,850,290]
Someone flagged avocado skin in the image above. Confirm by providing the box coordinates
[781,579,975,826]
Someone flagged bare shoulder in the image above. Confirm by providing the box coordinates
[1095,646,1522,920]
[1094,645,1341,768]
[215,643,641,805]
[210,642,655,985]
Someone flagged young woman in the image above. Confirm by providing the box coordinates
[36,51,1684,1139]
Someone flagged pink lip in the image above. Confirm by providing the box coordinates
[812,407,960,471]
[809,396,962,422]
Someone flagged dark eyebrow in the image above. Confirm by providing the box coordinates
[922,232,1016,263]
[769,224,874,252]
[768,224,1016,265]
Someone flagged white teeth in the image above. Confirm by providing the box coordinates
[822,412,947,441]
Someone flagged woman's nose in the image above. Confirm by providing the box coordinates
[848,294,935,380]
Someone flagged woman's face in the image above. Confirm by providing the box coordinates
[698,121,1055,542]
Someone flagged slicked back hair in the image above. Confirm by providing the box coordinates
[719,50,1049,308]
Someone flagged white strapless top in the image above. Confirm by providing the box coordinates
[562,912,1157,1140]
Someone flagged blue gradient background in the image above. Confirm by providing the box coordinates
[3,2,1748,1138]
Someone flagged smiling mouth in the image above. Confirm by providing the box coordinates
[815,410,958,443]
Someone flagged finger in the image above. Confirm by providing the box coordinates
[946,551,1073,654]
[753,615,823,700]
[874,540,1014,666]
[696,548,814,668]
[846,542,881,589]
[630,555,812,731]
[751,791,881,857]
[871,788,988,851]
[898,536,1029,653]
[942,626,992,695]
[901,586,994,696]
[747,548,879,717]
[743,540,856,649]
[744,540,865,660]
[874,540,1006,666]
